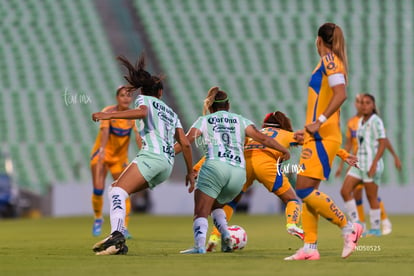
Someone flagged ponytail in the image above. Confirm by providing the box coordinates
[318,23,348,82]
[117,54,163,97]
[203,87,229,115]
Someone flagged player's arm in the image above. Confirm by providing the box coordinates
[175,127,195,193]
[133,125,142,150]
[92,105,148,121]
[305,79,347,134]
[385,138,402,170]
[245,125,290,161]
[368,138,386,177]
[336,148,358,168]
[335,130,353,177]
[174,127,202,154]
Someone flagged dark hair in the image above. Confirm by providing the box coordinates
[318,22,348,79]
[362,93,378,114]
[117,54,163,97]
[203,87,229,115]
[262,111,293,132]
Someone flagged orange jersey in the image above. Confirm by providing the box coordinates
[244,127,299,159]
[90,105,137,162]
[305,53,346,144]
[345,115,360,154]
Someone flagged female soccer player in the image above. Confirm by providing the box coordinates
[90,85,141,237]
[285,23,362,261]
[176,87,290,254]
[340,94,389,237]
[336,94,401,235]
[203,112,358,252]
[204,111,305,252]
[91,55,194,255]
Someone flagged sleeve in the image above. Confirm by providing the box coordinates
[175,117,183,129]
[322,54,346,87]
[336,148,350,161]
[193,156,206,172]
[373,117,386,140]
[190,117,203,130]
[135,95,145,108]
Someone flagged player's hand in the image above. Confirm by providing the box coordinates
[394,156,402,170]
[305,120,322,135]
[92,112,111,122]
[293,129,305,144]
[192,169,199,180]
[368,161,377,178]
[345,154,359,168]
[186,172,196,193]
[280,151,290,162]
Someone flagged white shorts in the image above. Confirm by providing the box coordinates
[347,165,383,185]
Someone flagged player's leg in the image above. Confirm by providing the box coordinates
[340,172,363,223]
[91,162,109,236]
[379,196,392,235]
[362,181,381,237]
[353,184,365,222]
[110,161,132,239]
[276,177,303,240]
[93,162,148,255]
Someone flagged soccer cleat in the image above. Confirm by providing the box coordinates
[382,219,392,235]
[284,248,320,260]
[206,234,221,252]
[362,229,381,237]
[286,224,304,240]
[341,222,363,258]
[221,235,233,253]
[124,229,133,239]
[92,218,104,237]
[92,231,126,255]
[180,247,206,254]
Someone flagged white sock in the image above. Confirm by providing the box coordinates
[211,208,230,238]
[304,243,318,250]
[369,209,381,230]
[193,217,208,249]
[108,186,129,234]
[344,199,360,223]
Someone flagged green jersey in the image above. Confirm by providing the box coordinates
[135,95,182,165]
[191,111,254,168]
[356,114,386,171]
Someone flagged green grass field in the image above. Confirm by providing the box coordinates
[0,214,413,276]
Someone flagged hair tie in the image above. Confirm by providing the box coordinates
[214,97,228,103]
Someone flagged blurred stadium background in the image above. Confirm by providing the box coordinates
[0,0,412,217]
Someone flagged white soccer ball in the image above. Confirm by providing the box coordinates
[228,225,247,250]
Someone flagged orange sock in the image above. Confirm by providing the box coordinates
[92,189,104,219]
[302,189,347,228]
[302,203,319,243]
[356,199,365,222]
[378,197,387,220]
[285,199,300,225]
[124,197,131,228]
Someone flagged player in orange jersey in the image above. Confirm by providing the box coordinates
[285,23,363,261]
[90,85,141,237]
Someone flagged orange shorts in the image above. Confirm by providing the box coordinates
[298,139,340,180]
[90,149,128,176]
[244,151,292,196]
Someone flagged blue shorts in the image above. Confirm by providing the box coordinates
[197,160,245,204]
[132,150,173,189]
